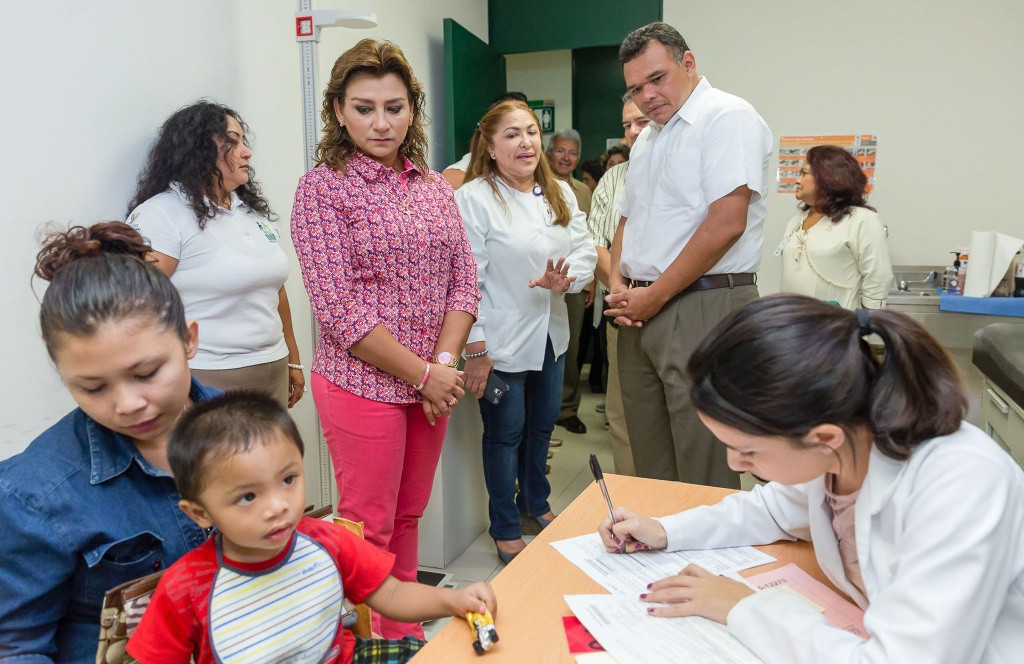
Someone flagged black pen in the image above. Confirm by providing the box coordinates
[589,453,618,525]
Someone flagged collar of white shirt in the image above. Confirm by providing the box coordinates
[653,76,713,133]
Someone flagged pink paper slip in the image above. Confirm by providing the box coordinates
[744,563,868,638]
[563,615,607,654]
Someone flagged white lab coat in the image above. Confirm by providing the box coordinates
[656,423,1024,664]
[457,177,596,373]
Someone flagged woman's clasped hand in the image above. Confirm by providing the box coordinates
[420,363,466,425]
[598,506,754,624]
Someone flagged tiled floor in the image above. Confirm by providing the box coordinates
[419,380,614,639]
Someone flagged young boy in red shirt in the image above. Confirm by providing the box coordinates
[127,391,496,664]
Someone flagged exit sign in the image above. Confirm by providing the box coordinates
[528,99,555,133]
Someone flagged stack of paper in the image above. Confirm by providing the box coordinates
[552,534,778,663]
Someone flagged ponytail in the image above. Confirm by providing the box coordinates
[34,221,188,358]
[688,295,966,460]
[862,308,967,458]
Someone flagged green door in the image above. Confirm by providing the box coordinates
[572,46,627,164]
[443,19,507,166]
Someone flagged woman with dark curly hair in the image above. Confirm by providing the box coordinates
[127,101,305,407]
[290,39,479,641]
[779,145,893,309]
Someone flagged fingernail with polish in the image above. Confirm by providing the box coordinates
[646,583,652,590]
[646,608,654,614]
[639,593,648,599]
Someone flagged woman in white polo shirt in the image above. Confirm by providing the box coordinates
[457,101,597,563]
[127,101,304,407]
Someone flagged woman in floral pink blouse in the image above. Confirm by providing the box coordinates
[290,39,479,640]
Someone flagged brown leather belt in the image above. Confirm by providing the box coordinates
[629,272,757,294]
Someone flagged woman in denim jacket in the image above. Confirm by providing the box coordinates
[0,222,220,662]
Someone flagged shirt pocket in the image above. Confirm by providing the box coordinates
[656,150,703,209]
[83,531,165,607]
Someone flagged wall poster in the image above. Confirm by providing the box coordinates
[777,134,876,194]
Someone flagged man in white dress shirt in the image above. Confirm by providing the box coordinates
[606,22,773,488]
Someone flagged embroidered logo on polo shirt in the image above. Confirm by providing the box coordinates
[255,218,280,243]
[208,534,343,663]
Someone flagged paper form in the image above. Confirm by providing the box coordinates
[743,563,867,638]
[551,533,776,595]
[565,595,763,664]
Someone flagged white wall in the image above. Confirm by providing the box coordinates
[663,0,1024,294]
[0,0,488,478]
[506,50,574,140]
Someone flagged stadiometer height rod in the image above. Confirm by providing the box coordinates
[295,1,377,506]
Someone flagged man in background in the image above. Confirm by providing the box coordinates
[546,129,591,435]
[585,97,649,475]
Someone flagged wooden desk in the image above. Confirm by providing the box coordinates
[414,474,832,663]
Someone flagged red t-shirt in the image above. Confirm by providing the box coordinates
[127,517,393,664]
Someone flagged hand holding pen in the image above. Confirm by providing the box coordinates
[591,454,669,554]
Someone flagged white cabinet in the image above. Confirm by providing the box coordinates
[980,376,1024,469]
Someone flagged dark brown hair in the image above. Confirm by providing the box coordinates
[128,101,274,229]
[688,295,967,461]
[316,39,428,175]
[35,222,187,358]
[464,101,572,227]
[169,391,304,501]
[801,145,874,221]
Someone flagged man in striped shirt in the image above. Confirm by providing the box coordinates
[588,98,650,476]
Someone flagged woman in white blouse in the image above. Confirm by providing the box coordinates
[780,145,893,309]
[456,101,597,563]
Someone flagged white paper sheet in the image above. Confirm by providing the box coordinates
[551,533,775,595]
[964,231,1024,297]
[565,595,763,664]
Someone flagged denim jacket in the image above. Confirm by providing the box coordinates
[0,379,220,663]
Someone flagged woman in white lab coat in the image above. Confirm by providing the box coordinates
[599,295,1024,663]
[457,101,597,564]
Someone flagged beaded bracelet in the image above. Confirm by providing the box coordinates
[287,363,304,370]
[465,348,489,359]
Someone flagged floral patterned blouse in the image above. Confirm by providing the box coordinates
[290,151,480,404]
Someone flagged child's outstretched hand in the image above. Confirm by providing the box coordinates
[449,582,498,618]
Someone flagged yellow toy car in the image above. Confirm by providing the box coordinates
[465,608,499,655]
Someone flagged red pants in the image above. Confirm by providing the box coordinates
[311,373,447,640]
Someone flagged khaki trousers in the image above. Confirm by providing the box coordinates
[605,323,634,476]
[190,356,290,407]
[559,290,587,419]
[617,284,758,488]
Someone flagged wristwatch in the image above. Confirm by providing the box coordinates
[434,351,461,370]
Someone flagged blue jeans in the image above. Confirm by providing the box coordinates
[479,339,564,541]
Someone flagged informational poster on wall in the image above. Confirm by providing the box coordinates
[777,134,876,194]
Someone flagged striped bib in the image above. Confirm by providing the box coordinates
[208,533,343,663]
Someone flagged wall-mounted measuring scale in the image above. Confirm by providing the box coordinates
[295,1,377,506]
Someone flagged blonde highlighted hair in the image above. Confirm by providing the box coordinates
[315,39,429,175]
[464,101,571,227]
